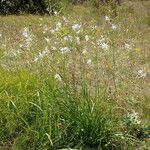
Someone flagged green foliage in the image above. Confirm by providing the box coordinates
[0,0,65,15]
[0,0,121,15]
[0,70,125,149]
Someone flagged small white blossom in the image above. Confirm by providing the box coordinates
[76,37,80,44]
[101,42,109,50]
[51,46,56,51]
[62,16,67,21]
[72,24,81,31]
[105,16,110,21]
[43,25,48,32]
[3,51,17,57]
[97,37,106,44]
[60,47,70,54]
[64,35,73,42]
[34,57,39,62]
[54,11,58,16]
[91,25,97,30]
[22,27,33,48]
[19,44,23,48]
[26,37,33,48]
[34,47,49,62]
[125,43,132,50]
[56,22,61,29]
[44,37,50,43]
[97,37,109,50]
[55,74,62,81]
[68,35,73,42]
[43,26,49,33]
[85,35,89,42]
[112,24,117,30]
[87,59,92,65]
[137,69,147,78]
[0,33,2,38]
[64,36,69,41]
[23,27,29,38]
[76,29,82,34]
[50,29,56,34]
[82,49,87,55]
[126,110,141,125]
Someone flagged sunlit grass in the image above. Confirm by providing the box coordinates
[0,2,150,150]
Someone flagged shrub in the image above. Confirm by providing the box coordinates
[0,0,121,15]
[0,0,63,15]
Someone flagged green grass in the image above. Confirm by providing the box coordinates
[0,1,150,150]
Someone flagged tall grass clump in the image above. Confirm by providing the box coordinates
[0,69,129,149]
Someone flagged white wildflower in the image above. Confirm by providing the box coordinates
[23,27,29,38]
[91,25,97,30]
[54,11,58,16]
[137,69,147,78]
[60,47,70,54]
[34,47,49,62]
[44,25,48,30]
[56,22,61,30]
[72,24,81,31]
[87,59,92,65]
[19,44,23,48]
[76,37,80,44]
[43,47,49,54]
[34,57,39,62]
[76,29,82,34]
[101,42,109,50]
[85,35,89,42]
[22,27,33,48]
[64,35,73,42]
[68,35,73,42]
[50,29,56,34]
[51,46,56,51]
[3,51,17,57]
[62,16,67,22]
[125,43,132,50]
[126,110,141,125]
[55,73,62,81]
[44,37,50,43]
[82,49,87,55]
[112,24,117,30]
[0,33,2,38]
[97,37,106,44]
[43,25,49,33]
[105,16,110,21]
[97,37,109,50]
[26,37,33,48]
[64,36,69,41]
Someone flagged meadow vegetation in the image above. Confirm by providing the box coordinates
[0,0,150,149]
